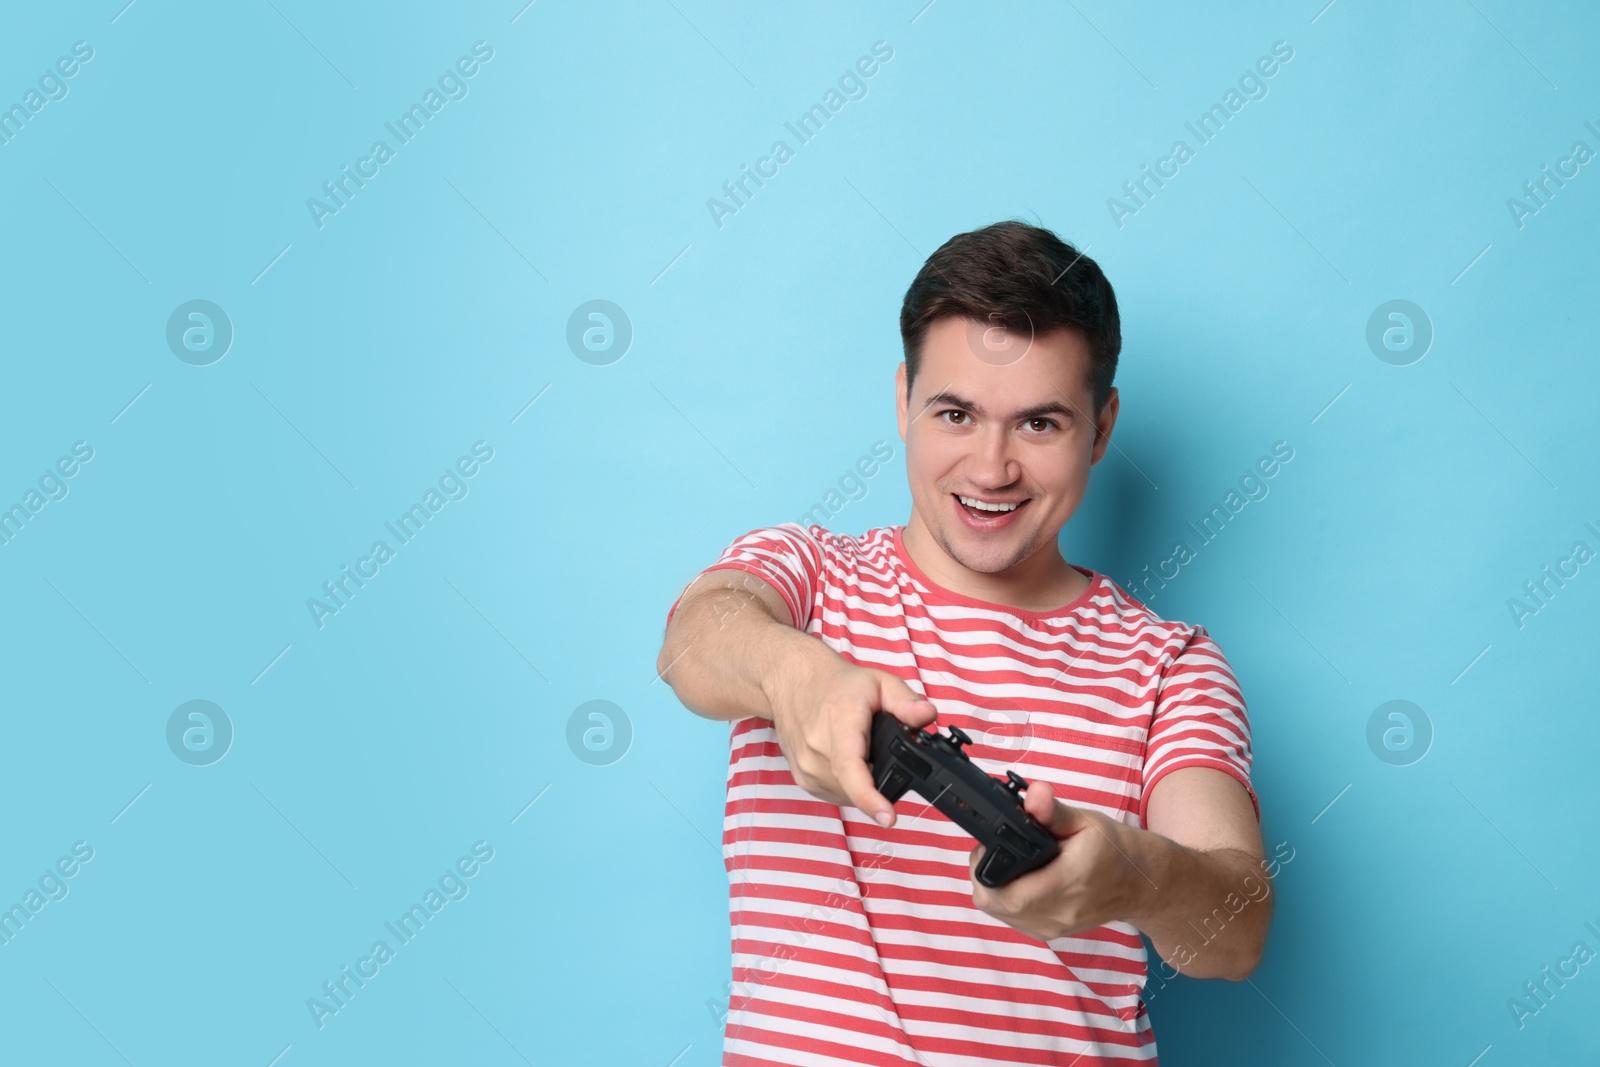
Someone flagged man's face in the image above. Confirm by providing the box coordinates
[895,315,1119,576]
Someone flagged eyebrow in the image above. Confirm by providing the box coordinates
[920,389,1078,422]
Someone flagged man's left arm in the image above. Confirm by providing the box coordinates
[969,766,1272,981]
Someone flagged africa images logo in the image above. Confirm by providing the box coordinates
[705,40,894,229]
[306,841,495,1030]
[306,41,495,230]
[306,441,494,629]
[1106,40,1294,228]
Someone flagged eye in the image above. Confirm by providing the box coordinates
[1026,417,1058,432]
[939,409,969,425]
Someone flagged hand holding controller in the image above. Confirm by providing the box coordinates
[867,711,1060,887]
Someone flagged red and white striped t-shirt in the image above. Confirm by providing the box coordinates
[666,523,1258,1067]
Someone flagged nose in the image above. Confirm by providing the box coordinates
[969,423,1019,489]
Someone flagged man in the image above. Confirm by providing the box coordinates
[658,220,1272,1065]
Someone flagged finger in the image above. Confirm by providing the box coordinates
[881,676,938,727]
[894,696,938,727]
[1026,780,1089,839]
[834,708,896,828]
[968,846,998,897]
[1022,780,1056,825]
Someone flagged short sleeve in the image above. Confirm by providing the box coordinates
[665,523,825,632]
[1140,626,1259,826]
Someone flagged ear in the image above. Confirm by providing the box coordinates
[1089,387,1119,465]
[895,363,909,443]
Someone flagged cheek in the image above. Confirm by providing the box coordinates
[1036,448,1090,497]
[908,438,956,484]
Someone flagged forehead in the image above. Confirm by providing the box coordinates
[914,316,1092,407]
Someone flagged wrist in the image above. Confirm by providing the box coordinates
[757,626,840,725]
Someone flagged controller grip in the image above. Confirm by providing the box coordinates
[974,830,1058,887]
[869,712,927,803]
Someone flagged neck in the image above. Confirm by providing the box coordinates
[900,513,1088,612]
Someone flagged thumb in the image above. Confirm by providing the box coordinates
[1024,780,1090,840]
[883,679,937,728]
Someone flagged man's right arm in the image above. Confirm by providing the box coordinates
[655,568,843,724]
[657,568,938,826]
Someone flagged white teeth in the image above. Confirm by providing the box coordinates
[958,495,1019,513]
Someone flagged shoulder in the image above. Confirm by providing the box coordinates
[763,522,898,566]
[1093,576,1226,664]
[723,521,830,557]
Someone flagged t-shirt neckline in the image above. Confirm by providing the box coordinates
[890,524,1106,622]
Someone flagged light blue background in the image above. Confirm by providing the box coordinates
[1,1,1596,1064]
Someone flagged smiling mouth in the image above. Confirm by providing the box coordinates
[954,494,1029,521]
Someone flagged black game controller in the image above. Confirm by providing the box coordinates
[868,711,1060,887]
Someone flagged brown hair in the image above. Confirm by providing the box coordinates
[899,219,1121,414]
